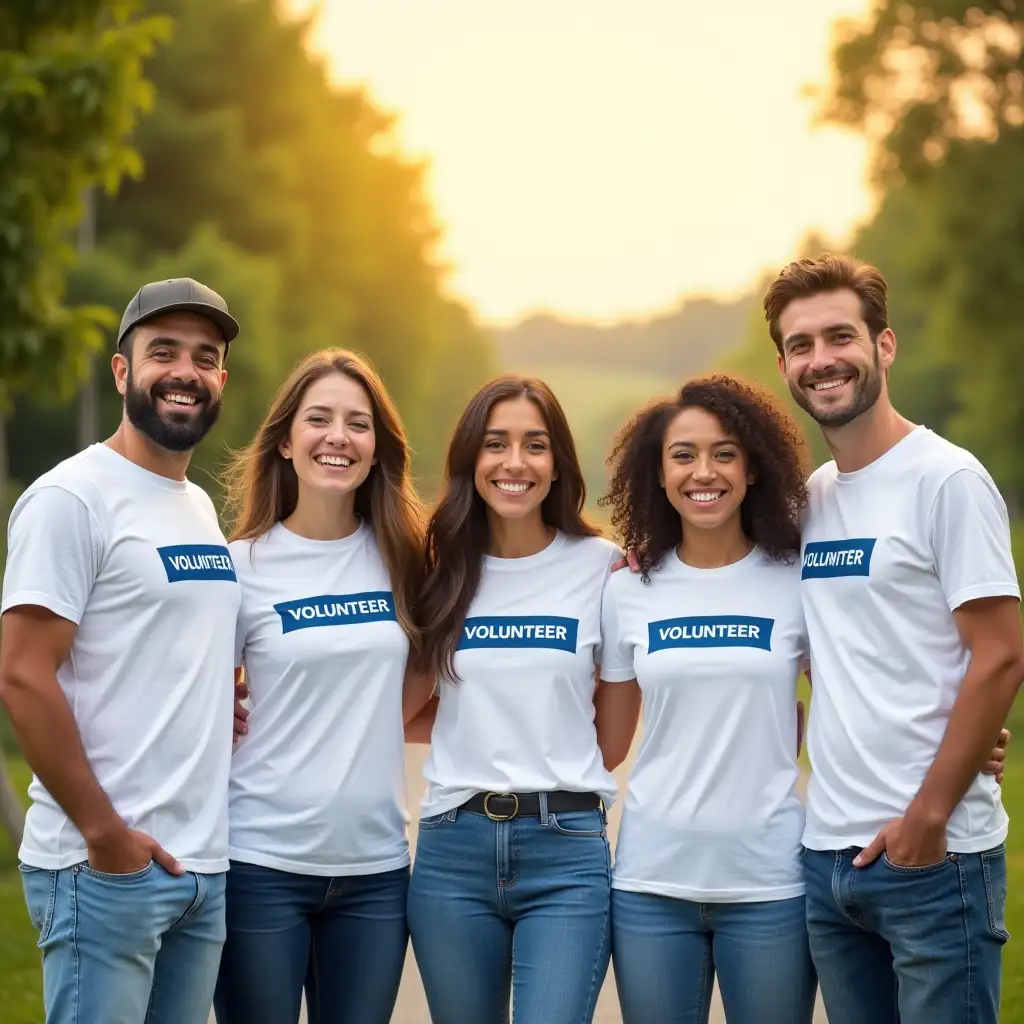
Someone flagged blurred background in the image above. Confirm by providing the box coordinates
[2,1,1023,1020]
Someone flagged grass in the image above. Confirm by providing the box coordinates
[0,757,41,1024]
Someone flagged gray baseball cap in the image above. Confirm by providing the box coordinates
[116,277,240,350]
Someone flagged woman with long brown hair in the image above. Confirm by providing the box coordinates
[212,349,432,1024]
[405,375,624,1024]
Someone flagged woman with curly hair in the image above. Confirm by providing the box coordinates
[595,374,818,1024]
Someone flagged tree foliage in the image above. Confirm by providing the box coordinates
[817,0,1024,510]
[0,0,168,400]
[10,0,495,496]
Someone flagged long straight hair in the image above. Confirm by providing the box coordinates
[222,348,425,653]
[416,375,598,682]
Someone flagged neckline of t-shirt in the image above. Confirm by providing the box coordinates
[90,442,190,494]
[482,529,567,571]
[833,424,928,484]
[269,518,369,552]
[664,543,764,578]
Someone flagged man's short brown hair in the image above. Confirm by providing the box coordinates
[763,253,889,354]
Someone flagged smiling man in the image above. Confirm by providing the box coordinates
[765,254,1024,1024]
[0,279,242,1024]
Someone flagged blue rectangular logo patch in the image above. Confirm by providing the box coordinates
[801,539,876,580]
[158,545,237,583]
[274,592,397,634]
[458,616,579,653]
[648,615,774,653]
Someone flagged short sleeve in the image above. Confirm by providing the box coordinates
[228,542,250,669]
[929,468,1021,612]
[1,485,104,624]
[598,576,635,683]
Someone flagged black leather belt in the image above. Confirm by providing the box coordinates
[460,790,603,821]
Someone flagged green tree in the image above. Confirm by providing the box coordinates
[822,1,1024,509]
[11,0,495,497]
[0,0,168,849]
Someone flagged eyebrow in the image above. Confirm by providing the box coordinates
[782,322,858,349]
[145,335,224,359]
[485,428,550,438]
[667,439,739,450]
[303,404,373,418]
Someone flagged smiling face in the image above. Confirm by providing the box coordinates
[474,395,556,522]
[661,406,752,534]
[280,372,376,497]
[776,288,894,428]
[116,312,228,452]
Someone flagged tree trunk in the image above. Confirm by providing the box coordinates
[0,406,26,848]
[77,188,99,449]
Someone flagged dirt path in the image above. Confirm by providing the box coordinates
[210,741,828,1023]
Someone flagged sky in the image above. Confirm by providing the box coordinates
[291,0,877,325]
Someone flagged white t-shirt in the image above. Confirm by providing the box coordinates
[228,521,410,875]
[601,547,807,903]
[801,426,1020,853]
[420,531,620,816]
[1,443,240,872]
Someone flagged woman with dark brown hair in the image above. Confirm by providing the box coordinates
[596,374,819,1024]
[212,349,432,1024]
[405,375,622,1024]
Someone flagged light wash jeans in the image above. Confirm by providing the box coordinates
[20,860,225,1024]
[803,845,1010,1023]
[611,887,817,1024]
[407,803,612,1024]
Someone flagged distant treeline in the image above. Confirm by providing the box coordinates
[493,294,754,380]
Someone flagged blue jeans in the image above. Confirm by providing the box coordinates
[407,803,612,1024]
[212,861,409,1024]
[20,860,225,1024]
[803,845,1010,1023]
[611,888,817,1024]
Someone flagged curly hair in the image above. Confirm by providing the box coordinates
[601,374,809,581]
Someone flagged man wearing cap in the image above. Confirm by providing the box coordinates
[0,279,241,1024]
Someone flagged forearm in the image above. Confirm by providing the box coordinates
[594,679,640,770]
[910,653,1023,825]
[404,696,438,744]
[402,667,436,725]
[1,673,122,842]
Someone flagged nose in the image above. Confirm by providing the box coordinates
[692,453,716,482]
[324,422,349,446]
[807,337,838,374]
[168,353,202,384]
[503,444,526,473]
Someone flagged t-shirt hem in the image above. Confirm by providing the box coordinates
[802,823,1009,855]
[227,848,411,877]
[0,590,83,624]
[18,847,229,873]
[945,582,1021,612]
[598,669,635,683]
[611,876,805,903]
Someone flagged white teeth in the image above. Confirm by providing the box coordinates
[494,481,531,493]
[686,491,724,503]
[316,455,352,467]
[811,378,850,392]
[163,393,197,406]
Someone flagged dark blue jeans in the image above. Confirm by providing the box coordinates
[611,888,817,1024]
[803,845,1010,1024]
[212,860,409,1024]
[407,804,612,1024]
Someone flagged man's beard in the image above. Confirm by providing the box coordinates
[124,367,222,452]
[789,346,883,429]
